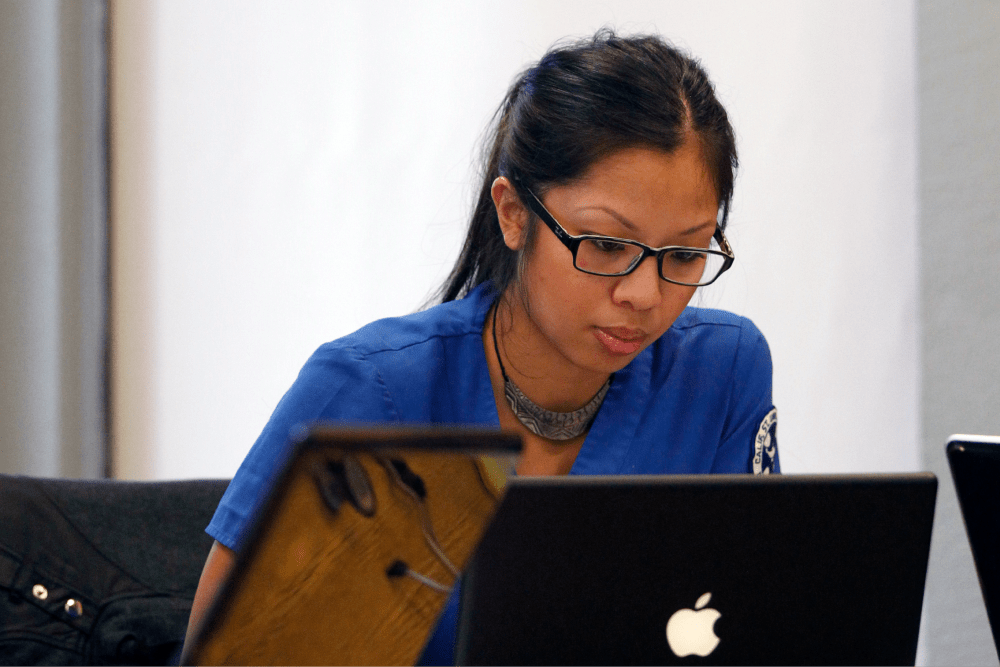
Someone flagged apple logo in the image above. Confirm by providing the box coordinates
[665,592,721,657]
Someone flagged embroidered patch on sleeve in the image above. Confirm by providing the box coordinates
[752,408,778,474]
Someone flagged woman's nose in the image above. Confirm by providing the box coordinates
[610,255,663,311]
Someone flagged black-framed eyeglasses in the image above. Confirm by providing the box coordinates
[518,185,735,287]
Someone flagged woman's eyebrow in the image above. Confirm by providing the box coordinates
[576,206,639,233]
[576,206,716,238]
[678,220,717,237]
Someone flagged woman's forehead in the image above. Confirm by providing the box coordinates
[547,143,719,230]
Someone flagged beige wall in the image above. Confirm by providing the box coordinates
[109,0,157,480]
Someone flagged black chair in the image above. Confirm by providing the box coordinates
[0,475,228,665]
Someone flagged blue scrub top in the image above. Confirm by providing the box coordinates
[207,281,778,664]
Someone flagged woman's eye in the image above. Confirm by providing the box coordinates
[591,239,629,254]
[670,250,707,264]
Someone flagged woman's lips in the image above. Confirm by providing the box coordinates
[594,327,647,355]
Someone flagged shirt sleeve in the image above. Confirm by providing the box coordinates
[710,318,779,474]
[206,342,399,550]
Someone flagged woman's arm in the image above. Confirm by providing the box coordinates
[180,540,237,663]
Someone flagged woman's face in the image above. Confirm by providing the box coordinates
[499,137,720,380]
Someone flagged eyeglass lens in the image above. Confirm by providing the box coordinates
[575,238,726,285]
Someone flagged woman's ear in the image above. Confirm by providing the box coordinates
[491,177,529,251]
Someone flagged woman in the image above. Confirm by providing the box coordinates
[185,29,778,664]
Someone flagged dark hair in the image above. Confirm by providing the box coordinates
[435,29,737,304]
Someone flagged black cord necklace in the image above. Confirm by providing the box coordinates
[491,302,610,441]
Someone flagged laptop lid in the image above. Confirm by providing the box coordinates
[183,426,520,666]
[946,433,1000,653]
[457,473,937,666]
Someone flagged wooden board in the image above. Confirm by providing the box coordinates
[186,429,519,666]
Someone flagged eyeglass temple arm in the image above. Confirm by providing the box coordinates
[516,179,575,245]
[714,226,734,258]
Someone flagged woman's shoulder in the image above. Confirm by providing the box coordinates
[645,305,772,392]
[671,305,762,331]
[279,283,496,427]
[318,283,495,360]
[667,306,770,353]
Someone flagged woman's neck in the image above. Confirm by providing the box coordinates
[487,296,610,413]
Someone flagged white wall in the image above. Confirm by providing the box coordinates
[110,0,919,480]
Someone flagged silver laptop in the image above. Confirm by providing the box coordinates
[456,473,937,666]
